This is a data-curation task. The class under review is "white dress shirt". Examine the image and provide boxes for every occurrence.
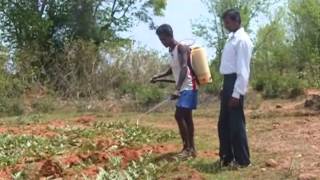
[220,27,253,99]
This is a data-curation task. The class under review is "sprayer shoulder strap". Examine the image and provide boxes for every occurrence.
[177,44,200,85]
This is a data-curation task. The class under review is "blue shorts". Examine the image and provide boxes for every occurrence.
[176,90,198,110]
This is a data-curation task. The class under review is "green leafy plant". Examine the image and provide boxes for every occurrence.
[0,135,69,167]
[97,153,160,180]
[94,121,176,147]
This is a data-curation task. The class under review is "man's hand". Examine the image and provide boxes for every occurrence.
[150,75,160,83]
[219,90,223,100]
[228,97,240,108]
[170,90,180,100]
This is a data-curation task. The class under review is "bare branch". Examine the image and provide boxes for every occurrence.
[40,0,47,15]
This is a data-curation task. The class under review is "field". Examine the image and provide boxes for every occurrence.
[0,93,319,180]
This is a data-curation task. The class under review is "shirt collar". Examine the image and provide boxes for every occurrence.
[228,27,244,39]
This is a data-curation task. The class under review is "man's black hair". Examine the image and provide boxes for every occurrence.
[222,9,241,24]
[156,24,173,37]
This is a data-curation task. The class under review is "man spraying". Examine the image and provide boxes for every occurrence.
[218,9,253,167]
[151,24,198,159]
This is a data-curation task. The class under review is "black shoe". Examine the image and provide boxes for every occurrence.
[177,149,197,160]
[232,161,252,169]
[188,148,197,158]
[214,159,232,168]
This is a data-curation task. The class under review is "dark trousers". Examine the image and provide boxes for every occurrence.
[218,74,250,165]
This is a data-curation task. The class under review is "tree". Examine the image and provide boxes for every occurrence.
[254,10,291,75]
[0,0,167,87]
[289,0,320,86]
[0,0,167,48]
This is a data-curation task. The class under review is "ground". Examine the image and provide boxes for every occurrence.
[0,93,319,180]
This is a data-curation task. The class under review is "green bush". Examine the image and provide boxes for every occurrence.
[252,73,304,98]
[119,83,165,106]
[0,97,24,116]
[135,85,164,106]
[31,97,55,113]
[204,61,223,95]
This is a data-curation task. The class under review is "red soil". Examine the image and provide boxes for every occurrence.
[74,115,96,124]
[38,160,63,178]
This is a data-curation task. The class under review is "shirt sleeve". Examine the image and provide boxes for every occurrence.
[232,39,252,99]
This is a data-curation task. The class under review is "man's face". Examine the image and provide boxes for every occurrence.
[158,34,172,48]
[223,17,238,32]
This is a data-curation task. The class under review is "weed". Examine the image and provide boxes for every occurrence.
[12,171,27,180]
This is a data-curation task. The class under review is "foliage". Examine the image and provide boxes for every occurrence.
[97,153,160,180]
[0,134,69,167]
[0,98,25,116]
[0,0,167,47]
[252,73,304,98]
[204,61,223,95]
[252,10,305,98]
[254,10,291,74]
[119,83,165,107]
[252,1,319,98]
[95,121,176,146]
[31,97,56,113]
[289,0,320,87]
[0,0,167,92]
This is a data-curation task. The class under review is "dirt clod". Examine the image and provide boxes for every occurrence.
[75,115,96,124]
[0,169,12,180]
[265,159,278,168]
[304,90,320,110]
[82,165,99,177]
[61,155,82,168]
[39,160,63,178]
[298,173,317,180]
[96,139,117,150]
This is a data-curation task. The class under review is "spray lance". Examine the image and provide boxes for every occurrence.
[135,78,178,126]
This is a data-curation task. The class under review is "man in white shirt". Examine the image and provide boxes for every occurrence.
[218,9,253,167]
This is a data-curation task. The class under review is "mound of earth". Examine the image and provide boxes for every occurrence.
[39,160,63,178]
[304,89,320,111]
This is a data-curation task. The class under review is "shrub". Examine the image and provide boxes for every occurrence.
[119,83,165,107]
[204,61,223,95]
[0,97,24,116]
[252,73,304,98]
[31,97,55,113]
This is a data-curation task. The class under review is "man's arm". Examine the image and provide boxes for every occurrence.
[157,67,173,78]
[151,67,172,83]
[176,45,189,91]
[232,39,252,99]
[155,67,172,79]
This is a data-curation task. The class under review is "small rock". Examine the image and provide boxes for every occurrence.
[298,173,317,180]
[265,159,278,168]
[261,168,267,172]
[276,104,282,109]
[296,154,302,158]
